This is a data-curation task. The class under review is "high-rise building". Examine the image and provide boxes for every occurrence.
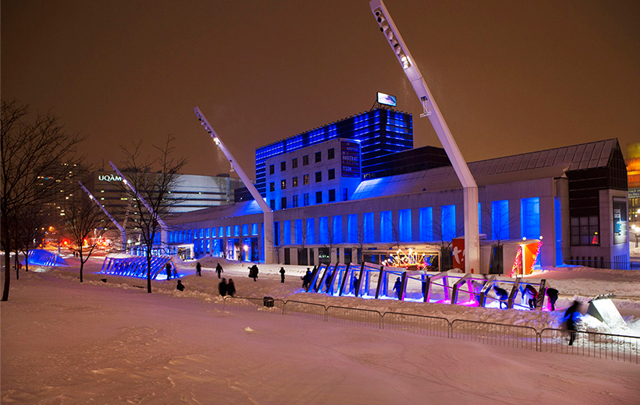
[255,108,413,195]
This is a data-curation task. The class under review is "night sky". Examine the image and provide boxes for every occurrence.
[3,0,639,179]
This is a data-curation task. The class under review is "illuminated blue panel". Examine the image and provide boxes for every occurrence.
[333,216,342,243]
[419,207,433,241]
[206,239,210,252]
[219,227,224,237]
[399,209,411,242]
[274,221,280,246]
[226,226,231,237]
[295,219,303,244]
[347,214,358,243]
[380,211,392,243]
[363,212,374,243]
[284,220,291,245]
[204,228,209,238]
[521,197,541,239]
[252,223,258,236]
[199,228,204,238]
[233,225,240,237]
[306,218,315,244]
[213,239,221,256]
[491,200,509,241]
[441,205,456,241]
[319,217,329,244]
[555,198,563,266]
[242,224,249,236]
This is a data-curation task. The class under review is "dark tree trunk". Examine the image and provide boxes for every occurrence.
[79,248,84,283]
[14,248,20,280]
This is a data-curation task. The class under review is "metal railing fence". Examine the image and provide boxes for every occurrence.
[216,296,639,364]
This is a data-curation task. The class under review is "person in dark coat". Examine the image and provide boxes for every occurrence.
[249,264,259,282]
[166,263,172,280]
[176,280,185,291]
[196,262,202,277]
[352,275,359,295]
[393,277,402,298]
[494,285,508,309]
[279,267,286,283]
[219,278,228,297]
[564,300,580,346]
[216,263,223,278]
[301,269,311,289]
[546,288,559,311]
[524,284,538,309]
[227,278,236,297]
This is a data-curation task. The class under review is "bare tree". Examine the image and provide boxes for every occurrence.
[60,179,109,282]
[116,136,187,293]
[8,205,47,277]
[1,100,84,301]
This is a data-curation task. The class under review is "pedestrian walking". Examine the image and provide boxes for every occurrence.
[166,262,172,280]
[219,278,228,297]
[249,264,259,282]
[216,263,223,279]
[564,300,581,346]
[227,278,236,297]
[393,277,402,299]
[301,269,311,289]
[547,288,559,311]
[196,262,202,277]
[279,267,286,283]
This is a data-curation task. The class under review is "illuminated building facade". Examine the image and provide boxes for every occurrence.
[255,108,413,196]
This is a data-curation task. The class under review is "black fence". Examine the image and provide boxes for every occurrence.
[221,296,639,365]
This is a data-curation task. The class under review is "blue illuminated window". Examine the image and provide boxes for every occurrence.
[399,209,411,242]
[252,223,258,236]
[419,207,433,241]
[205,228,210,238]
[347,214,357,243]
[333,216,342,243]
[319,217,328,244]
[306,218,315,244]
[233,225,240,237]
[491,200,509,241]
[242,224,249,236]
[218,227,224,237]
[363,212,374,243]
[295,219,303,244]
[380,211,392,242]
[555,198,563,265]
[441,205,456,241]
[226,226,231,237]
[284,220,291,245]
[521,197,540,239]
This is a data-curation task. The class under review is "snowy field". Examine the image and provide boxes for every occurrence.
[2,252,640,404]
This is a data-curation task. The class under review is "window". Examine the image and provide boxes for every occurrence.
[316,191,323,204]
[319,217,328,243]
[281,179,286,190]
[363,213,374,243]
[441,205,456,241]
[226,226,232,237]
[251,223,258,236]
[399,209,411,242]
[306,218,315,244]
[491,200,510,241]
[233,225,240,237]
[419,207,433,241]
[328,168,335,180]
[315,171,322,182]
[242,224,249,236]
[329,189,336,202]
[343,188,349,201]
[294,219,303,244]
[333,215,342,243]
[347,214,358,243]
[293,177,298,187]
[328,148,335,159]
[284,220,291,245]
[570,216,599,246]
[270,199,276,210]
[315,151,322,163]
[380,211,392,243]
[303,193,309,206]
[292,195,299,208]
[303,155,309,166]
[281,161,286,171]
[269,182,275,192]
[281,197,287,209]
[292,158,298,169]
[303,174,309,185]
[269,164,275,174]
[521,197,540,240]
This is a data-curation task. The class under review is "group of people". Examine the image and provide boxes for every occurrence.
[218,278,236,297]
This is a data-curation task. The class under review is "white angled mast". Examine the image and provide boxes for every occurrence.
[78,181,127,252]
[369,0,480,274]
[194,107,274,264]
[109,162,168,253]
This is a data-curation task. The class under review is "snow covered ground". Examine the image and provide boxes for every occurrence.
[2,252,640,404]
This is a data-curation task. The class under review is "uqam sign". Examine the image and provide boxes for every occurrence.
[98,174,122,182]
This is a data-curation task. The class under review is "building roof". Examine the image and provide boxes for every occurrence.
[351,139,620,200]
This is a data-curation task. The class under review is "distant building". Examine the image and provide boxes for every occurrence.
[626,143,640,235]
